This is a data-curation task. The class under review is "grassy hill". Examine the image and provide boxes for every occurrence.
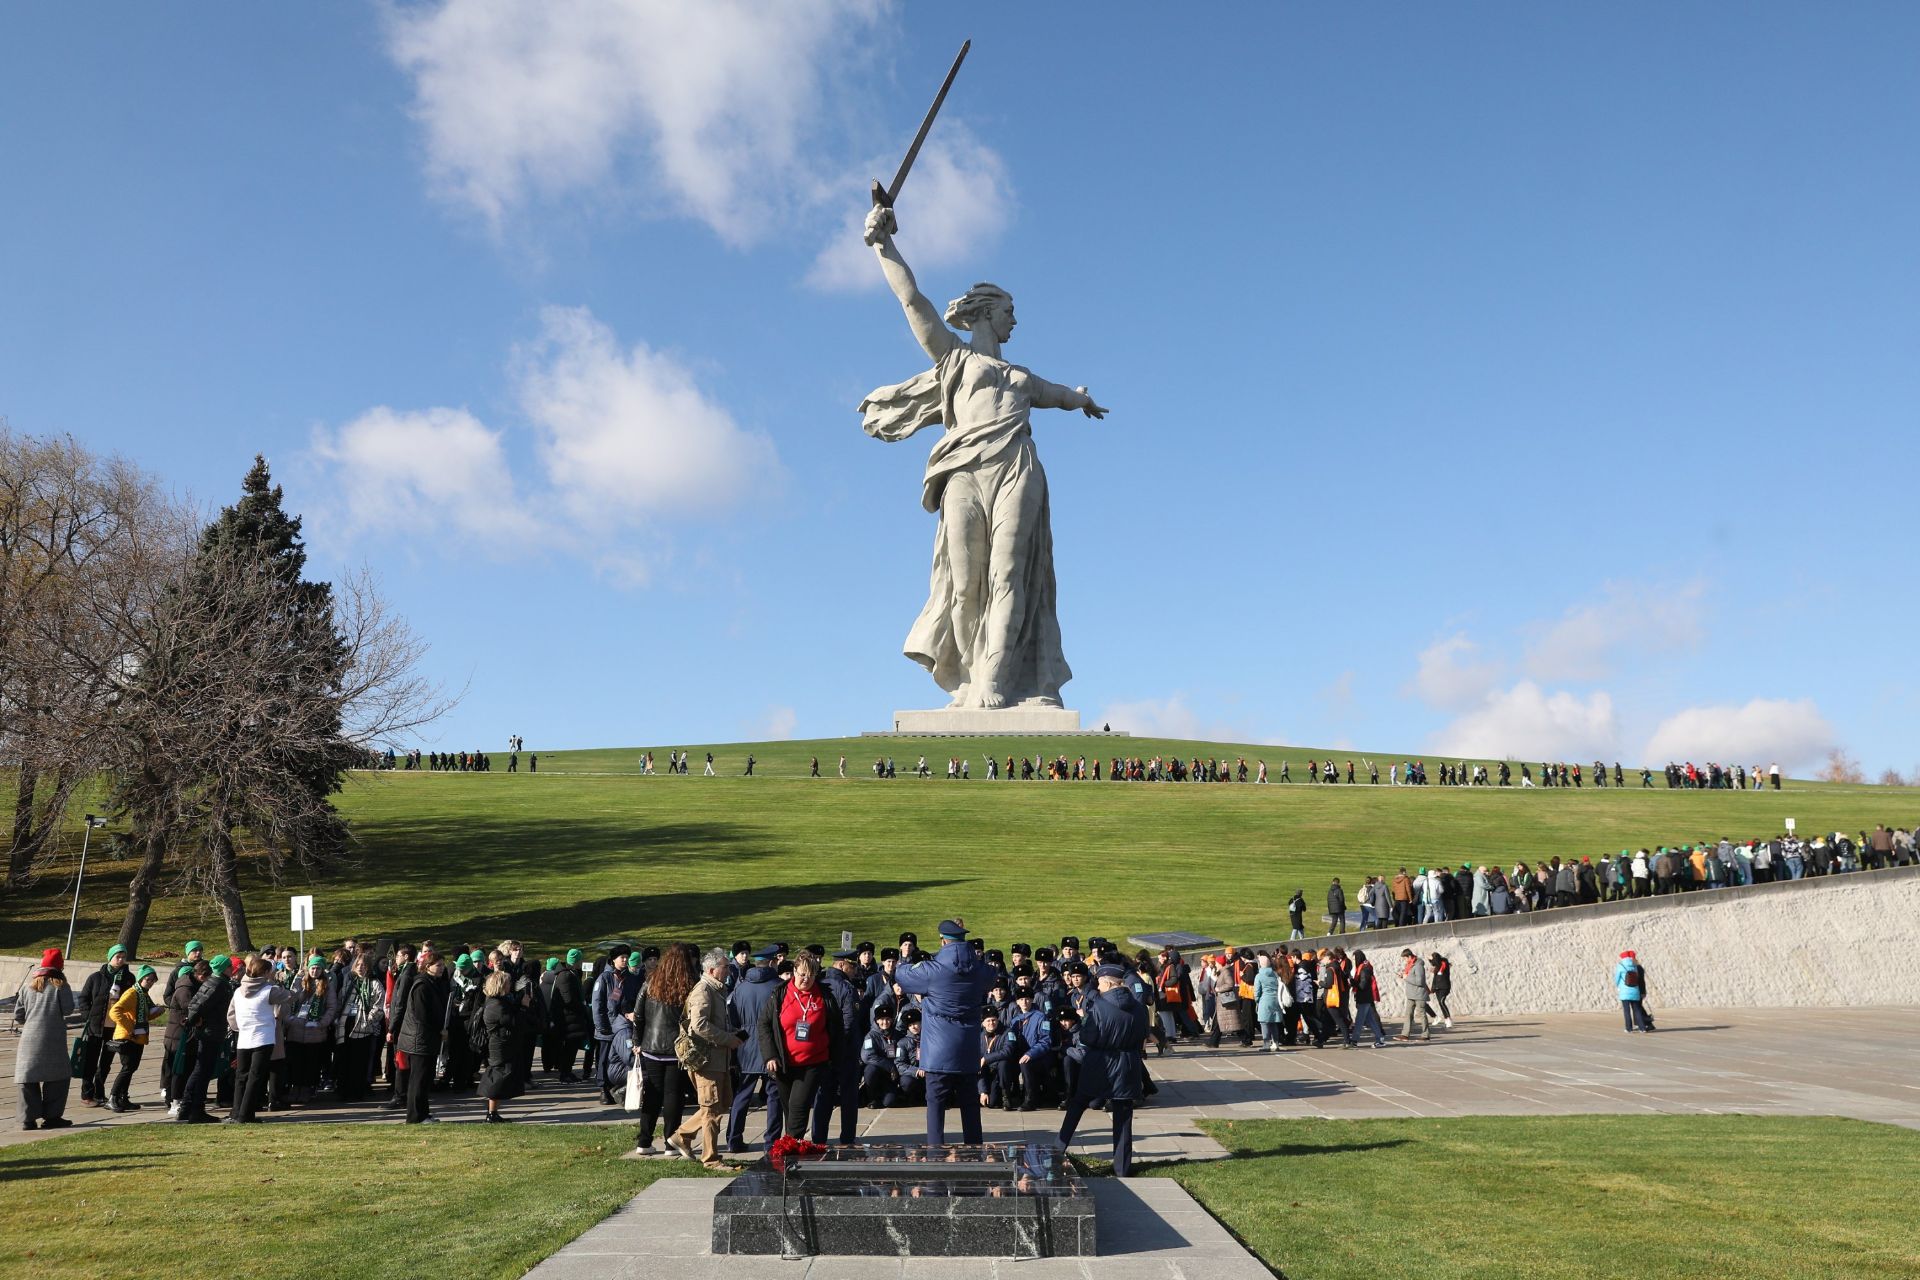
[5,734,1913,960]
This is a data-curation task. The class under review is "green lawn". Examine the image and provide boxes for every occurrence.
[0,1124,721,1280]
[5,734,1914,960]
[1163,1115,1920,1280]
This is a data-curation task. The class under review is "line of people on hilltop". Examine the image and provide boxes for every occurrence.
[1660,761,1781,790]
[1282,822,1920,938]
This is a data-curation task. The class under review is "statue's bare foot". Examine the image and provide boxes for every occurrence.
[977,684,1008,709]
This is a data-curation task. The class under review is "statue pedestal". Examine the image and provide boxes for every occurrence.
[876,706,1085,735]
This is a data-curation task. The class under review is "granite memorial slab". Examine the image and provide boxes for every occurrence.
[711,1141,1094,1258]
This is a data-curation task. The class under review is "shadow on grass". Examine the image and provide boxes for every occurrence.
[1203,1135,1414,1159]
[423,878,969,950]
[0,1150,183,1182]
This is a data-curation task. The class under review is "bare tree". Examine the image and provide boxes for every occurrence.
[1877,768,1906,788]
[1815,749,1864,785]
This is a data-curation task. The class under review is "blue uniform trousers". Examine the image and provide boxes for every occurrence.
[809,1056,862,1144]
[727,1072,781,1150]
[924,1070,984,1145]
[1060,1098,1136,1176]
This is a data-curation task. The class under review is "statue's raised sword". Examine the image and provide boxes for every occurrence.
[870,39,970,215]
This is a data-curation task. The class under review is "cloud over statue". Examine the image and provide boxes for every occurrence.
[856,45,1107,736]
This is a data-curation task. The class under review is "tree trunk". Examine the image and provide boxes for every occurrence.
[7,760,38,886]
[208,814,252,952]
[117,828,168,954]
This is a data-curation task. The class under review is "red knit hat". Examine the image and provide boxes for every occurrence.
[41,947,63,969]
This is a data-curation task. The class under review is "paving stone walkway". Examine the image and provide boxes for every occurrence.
[5,1007,1915,1150]
[521,1176,1273,1280]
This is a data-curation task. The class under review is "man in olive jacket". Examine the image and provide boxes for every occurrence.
[668,948,746,1169]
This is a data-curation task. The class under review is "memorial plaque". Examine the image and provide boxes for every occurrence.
[711,1141,1094,1258]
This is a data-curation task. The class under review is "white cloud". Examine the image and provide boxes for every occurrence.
[311,405,544,547]
[313,307,777,582]
[1408,633,1503,711]
[1092,694,1283,745]
[1642,698,1835,771]
[1428,681,1619,761]
[805,129,1014,291]
[757,704,798,740]
[1525,581,1705,682]
[384,0,886,241]
[517,306,779,521]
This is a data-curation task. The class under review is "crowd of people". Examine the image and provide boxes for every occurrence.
[1286,824,1919,938]
[12,924,1497,1172]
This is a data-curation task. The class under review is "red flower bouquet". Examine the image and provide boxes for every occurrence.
[768,1136,827,1173]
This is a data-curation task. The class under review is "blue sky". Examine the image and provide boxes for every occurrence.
[5,3,1916,772]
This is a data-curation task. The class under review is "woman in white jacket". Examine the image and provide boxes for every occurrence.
[227,955,294,1123]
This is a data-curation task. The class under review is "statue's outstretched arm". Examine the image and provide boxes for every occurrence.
[1028,375,1109,420]
[865,206,956,362]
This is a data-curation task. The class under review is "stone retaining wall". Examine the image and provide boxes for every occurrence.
[1252,865,1920,1017]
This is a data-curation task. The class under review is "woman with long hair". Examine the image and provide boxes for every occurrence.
[228,954,293,1123]
[480,969,519,1122]
[337,952,385,1104]
[632,942,697,1154]
[284,956,339,1106]
[14,947,76,1130]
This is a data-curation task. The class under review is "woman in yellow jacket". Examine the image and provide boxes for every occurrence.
[105,964,165,1113]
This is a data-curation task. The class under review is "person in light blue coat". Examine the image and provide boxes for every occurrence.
[1252,953,1284,1051]
[1613,950,1651,1033]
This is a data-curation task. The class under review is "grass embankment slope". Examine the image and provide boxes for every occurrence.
[1165,1115,1920,1280]
[5,734,1914,959]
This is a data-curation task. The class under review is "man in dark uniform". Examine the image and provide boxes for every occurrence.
[893,917,990,1145]
[861,1005,903,1106]
[897,931,919,966]
[1009,985,1053,1109]
[726,947,783,1152]
[726,941,753,993]
[810,948,869,1145]
[1058,936,1082,970]
[1058,964,1151,1176]
[892,1008,925,1105]
[866,947,902,1014]
[977,1006,1023,1109]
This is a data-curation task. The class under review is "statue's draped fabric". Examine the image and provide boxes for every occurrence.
[861,345,1071,706]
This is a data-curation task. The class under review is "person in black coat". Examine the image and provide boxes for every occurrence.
[754,953,844,1140]
[546,951,593,1082]
[394,950,450,1123]
[1057,966,1150,1176]
[479,972,519,1121]
[76,946,135,1104]
[977,1007,1023,1109]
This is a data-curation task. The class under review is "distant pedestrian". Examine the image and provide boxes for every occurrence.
[1395,949,1432,1041]
[1614,950,1652,1032]
[1326,879,1347,934]
[1428,952,1454,1029]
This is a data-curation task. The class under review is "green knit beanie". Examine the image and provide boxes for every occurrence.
[566,948,582,965]
[136,964,156,981]
[544,957,560,971]
[107,943,127,960]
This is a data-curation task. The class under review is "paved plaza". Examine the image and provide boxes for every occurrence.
[7,1007,1917,1152]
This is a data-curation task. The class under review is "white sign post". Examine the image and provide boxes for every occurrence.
[1784,818,1796,834]
[841,930,853,952]
[291,895,314,961]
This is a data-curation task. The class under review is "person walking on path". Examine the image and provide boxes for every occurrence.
[1349,951,1387,1048]
[175,956,234,1123]
[1326,879,1347,934]
[1614,950,1652,1032]
[1057,964,1150,1177]
[14,948,77,1131]
[893,918,992,1146]
[1287,890,1307,940]
[1252,953,1284,1051]
[1428,953,1454,1029]
[1395,949,1433,1042]
[756,951,844,1139]
[667,949,746,1169]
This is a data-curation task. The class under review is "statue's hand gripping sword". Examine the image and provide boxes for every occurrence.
[869,39,970,230]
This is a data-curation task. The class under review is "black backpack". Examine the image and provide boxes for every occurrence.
[1623,967,1642,990]
[463,989,489,1056]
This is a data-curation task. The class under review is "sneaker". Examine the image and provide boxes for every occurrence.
[666,1135,695,1161]
[420,1115,442,1123]
[635,1140,660,1156]
[167,1103,181,1118]
[1444,1018,1453,1029]
[42,1117,73,1129]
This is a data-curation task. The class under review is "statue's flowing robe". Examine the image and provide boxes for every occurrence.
[860,345,1071,705]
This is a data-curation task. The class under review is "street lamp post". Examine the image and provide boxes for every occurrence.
[64,814,110,960]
